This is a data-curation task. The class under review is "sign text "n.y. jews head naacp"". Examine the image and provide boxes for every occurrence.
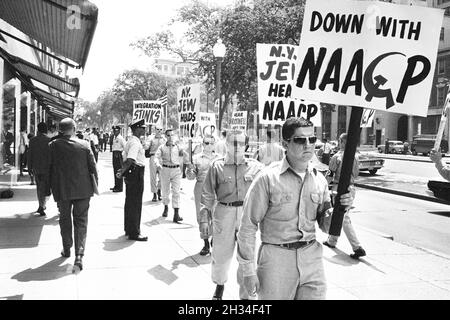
[132,100,162,125]
[291,0,444,117]
[257,43,321,126]
[177,83,201,138]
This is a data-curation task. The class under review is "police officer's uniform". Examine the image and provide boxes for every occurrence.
[111,126,125,192]
[122,119,147,240]
[200,155,264,299]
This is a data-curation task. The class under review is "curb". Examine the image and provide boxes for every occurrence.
[370,154,450,164]
[354,183,450,205]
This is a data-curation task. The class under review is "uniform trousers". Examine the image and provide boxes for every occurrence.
[58,198,90,256]
[34,173,50,209]
[212,204,248,299]
[124,166,145,237]
[194,181,212,239]
[149,155,161,193]
[160,166,181,208]
[326,211,361,251]
[256,241,326,300]
[112,151,123,191]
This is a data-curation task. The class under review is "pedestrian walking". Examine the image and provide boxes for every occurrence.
[155,128,186,223]
[90,128,99,162]
[323,133,366,259]
[27,132,35,185]
[319,138,331,165]
[48,118,98,271]
[236,117,355,300]
[186,135,216,256]
[255,128,284,165]
[19,128,29,177]
[28,122,51,216]
[116,119,148,241]
[110,126,125,193]
[214,130,227,157]
[199,130,265,300]
[145,125,166,201]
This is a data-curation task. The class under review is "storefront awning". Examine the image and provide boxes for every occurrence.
[0,0,98,69]
[33,87,74,112]
[0,47,80,96]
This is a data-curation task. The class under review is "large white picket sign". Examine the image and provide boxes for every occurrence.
[291,0,443,117]
[132,100,162,125]
[177,83,201,138]
[257,43,321,126]
[197,112,217,137]
[230,111,247,131]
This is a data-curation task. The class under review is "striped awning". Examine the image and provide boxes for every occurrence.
[33,87,74,113]
[0,47,80,96]
[0,0,98,69]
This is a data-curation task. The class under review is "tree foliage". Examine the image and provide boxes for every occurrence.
[131,0,306,129]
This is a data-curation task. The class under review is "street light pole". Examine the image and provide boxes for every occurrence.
[213,38,226,131]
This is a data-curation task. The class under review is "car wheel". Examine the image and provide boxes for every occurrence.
[412,150,417,155]
[369,169,378,175]
[378,148,382,153]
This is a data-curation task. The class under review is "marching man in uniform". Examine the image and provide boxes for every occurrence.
[155,128,187,223]
[199,130,265,300]
[186,135,216,256]
[145,125,166,201]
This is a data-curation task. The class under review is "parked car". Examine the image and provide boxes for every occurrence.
[377,140,404,154]
[410,137,448,156]
[357,151,385,175]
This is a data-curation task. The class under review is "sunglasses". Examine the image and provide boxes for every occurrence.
[287,136,317,145]
[204,142,213,145]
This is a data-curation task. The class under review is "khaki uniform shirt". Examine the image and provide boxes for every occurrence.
[111,134,125,152]
[155,143,185,166]
[237,157,332,277]
[200,156,265,222]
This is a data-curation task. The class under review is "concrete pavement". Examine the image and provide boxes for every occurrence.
[1,152,450,300]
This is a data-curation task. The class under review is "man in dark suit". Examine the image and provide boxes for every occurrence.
[28,122,51,216]
[48,118,98,271]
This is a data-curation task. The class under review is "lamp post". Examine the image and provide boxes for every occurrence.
[213,38,226,130]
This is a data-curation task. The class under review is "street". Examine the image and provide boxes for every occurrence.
[352,188,450,257]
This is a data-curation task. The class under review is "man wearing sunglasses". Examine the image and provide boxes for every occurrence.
[200,130,265,300]
[145,125,166,202]
[237,117,355,300]
[186,135,217,256]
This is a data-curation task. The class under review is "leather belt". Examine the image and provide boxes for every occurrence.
[219,201,244,207]
[163,164,180,168]
[263,239,315,250]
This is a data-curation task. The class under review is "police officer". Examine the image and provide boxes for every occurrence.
[146,125,166,201]
[116,119,148,241]
[155,128,186,223]
[110,126,125,192]
[236,117,355,300]
[186,135,216,256]
[199,130,265,300]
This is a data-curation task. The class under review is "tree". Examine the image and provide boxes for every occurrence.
[111,69,184,129]
[131,0,306,130]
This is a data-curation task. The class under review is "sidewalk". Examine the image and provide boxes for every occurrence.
[1,152,449,300]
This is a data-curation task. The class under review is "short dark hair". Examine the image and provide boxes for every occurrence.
[37,122,48,134]
[165,128,173,135]
[282,117,313,140]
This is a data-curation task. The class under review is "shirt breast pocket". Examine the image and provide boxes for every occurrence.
[307,192,322,221]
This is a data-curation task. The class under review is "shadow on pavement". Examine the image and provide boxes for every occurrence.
[0,187,41,202]
[144,217,174,227]
[0,294,24,300]
[0,215,59,249]
[172,253,211,270]
[143,200,162,207]
[148,265,178,285]
[11,257,73,282]
[428,211,450,217]
[102,235,134,251]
